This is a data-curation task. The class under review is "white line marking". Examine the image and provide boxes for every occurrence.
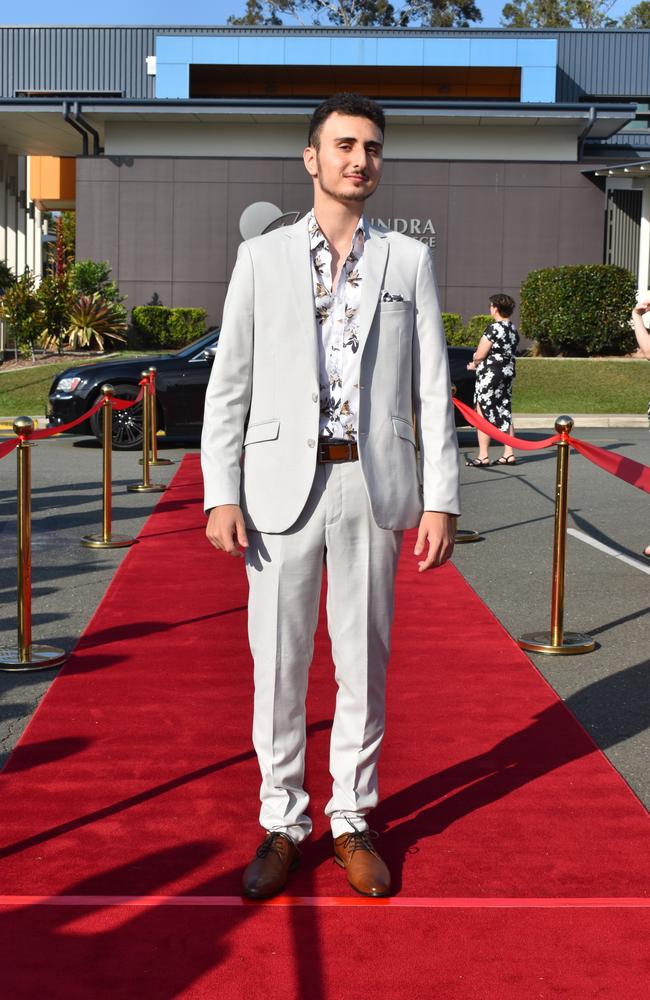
[568,529,650,576]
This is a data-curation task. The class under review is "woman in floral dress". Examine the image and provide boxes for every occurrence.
[466,293,520,468]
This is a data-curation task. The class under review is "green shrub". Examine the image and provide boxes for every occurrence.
[0,269,41,358]
[167,308,208,348]
[442,312,465,345]
[130,305,207,349]
[464,314,492,346]
[67,294,128,351]
[520,265,637,356]
[0,260,15,293]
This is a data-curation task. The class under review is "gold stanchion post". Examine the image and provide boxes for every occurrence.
[128,372,166,494]
[0,417,67,671]
[519,415,595,655]
[82,385,136,548]
[147,367,173,467]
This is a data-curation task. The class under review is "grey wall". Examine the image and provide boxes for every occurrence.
[3,25,650,104]
[75,156,605,326]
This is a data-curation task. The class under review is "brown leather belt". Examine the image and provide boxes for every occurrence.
[317,439,359,463]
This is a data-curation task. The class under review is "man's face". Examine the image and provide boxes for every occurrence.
[303,112,384,206]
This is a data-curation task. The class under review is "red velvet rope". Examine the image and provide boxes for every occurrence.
[453,398,561,450]
[29,399,104,440]
[0,380,147,459]
[0,438,19,460]
[109,382,146,410]
[454,397,650,495]
[567,435,650,495]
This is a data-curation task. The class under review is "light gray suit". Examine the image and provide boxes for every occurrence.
[202,215,460,842]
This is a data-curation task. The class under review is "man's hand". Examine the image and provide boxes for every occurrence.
[413,511,456,572]
[206,504,249,557]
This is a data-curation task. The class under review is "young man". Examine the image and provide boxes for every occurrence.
[202,93,460,898]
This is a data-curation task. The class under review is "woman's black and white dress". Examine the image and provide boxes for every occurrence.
[474,320,520,432]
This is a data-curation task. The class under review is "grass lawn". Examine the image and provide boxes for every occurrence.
[0,353,161,417]
[513,358,650,414]
[1,354,650,417]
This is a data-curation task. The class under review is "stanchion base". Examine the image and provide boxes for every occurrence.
[81,533,135,549]
[454,529,483,544]
[140,458,174,466]
[518,631,596,655]
[127,483,166,493]
[0,644,67,672]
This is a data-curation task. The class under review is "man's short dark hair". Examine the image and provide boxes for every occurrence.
[489,293,516,318]
[308,93,385,149]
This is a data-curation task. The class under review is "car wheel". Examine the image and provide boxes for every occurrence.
[89,383,144,450]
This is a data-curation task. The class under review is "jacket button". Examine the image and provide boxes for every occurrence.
[308,438,316,448]
[312,392,319,402]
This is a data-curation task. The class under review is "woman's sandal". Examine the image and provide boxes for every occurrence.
[493,455,517,466]
[465,457,491,468]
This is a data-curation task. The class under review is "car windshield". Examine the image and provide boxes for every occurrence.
[174,328,220,358]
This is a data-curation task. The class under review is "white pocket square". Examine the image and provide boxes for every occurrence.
[381,291,404,302]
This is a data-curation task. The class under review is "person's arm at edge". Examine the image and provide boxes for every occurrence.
[411,244,461,571]
[201,243,254,556]
[467,332,493,371]
[632,300,650,360]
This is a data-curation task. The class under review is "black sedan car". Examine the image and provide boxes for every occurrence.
[47,330,476,449]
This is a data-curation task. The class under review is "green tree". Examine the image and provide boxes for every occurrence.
[501,0,617,27]
[620,0,650,26]
[0,260,15,294]
[38,270,75,354]
[38,214,75,353]
[229,0,482,27]
[0,269,41,361]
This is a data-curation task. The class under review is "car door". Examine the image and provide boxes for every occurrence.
[172,342,216,434]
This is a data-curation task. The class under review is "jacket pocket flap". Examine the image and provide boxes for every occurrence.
[244,418,280,446]
[380,300,412,312]
[392,416,416,445]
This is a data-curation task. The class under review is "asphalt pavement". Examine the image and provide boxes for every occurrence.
[0,423,648,810]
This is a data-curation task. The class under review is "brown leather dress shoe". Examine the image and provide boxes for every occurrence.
[333,829,391,897]
[242,832,300,899]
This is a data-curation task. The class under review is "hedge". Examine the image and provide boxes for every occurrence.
[130,306,207,349]
[442,313,465,345]
[442,312,492,347]
[464,314,492,346]
[520,264,637,356]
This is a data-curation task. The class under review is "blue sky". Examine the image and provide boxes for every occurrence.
[2,0,637,30]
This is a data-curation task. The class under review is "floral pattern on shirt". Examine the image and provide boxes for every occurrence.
[308,210,365,441]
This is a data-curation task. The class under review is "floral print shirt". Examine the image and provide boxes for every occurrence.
[308,210,366,441]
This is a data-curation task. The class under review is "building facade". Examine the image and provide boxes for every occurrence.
[1,26,650,327]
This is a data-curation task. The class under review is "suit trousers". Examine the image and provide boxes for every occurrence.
[245,459,403,843]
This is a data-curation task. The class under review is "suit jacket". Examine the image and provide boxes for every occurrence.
[201,216,461,533]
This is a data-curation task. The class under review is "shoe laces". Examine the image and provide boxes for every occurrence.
[339,828,379,858]
[256,832,293,860]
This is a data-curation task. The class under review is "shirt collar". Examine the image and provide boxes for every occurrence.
[307,209,366,254]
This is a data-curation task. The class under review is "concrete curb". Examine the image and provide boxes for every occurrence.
[512,413,649,429]
[1,415,649,433]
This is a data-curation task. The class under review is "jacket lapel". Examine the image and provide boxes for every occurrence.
[357,225,389,359]
[284,216,318,378]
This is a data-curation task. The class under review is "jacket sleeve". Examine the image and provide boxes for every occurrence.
[201,243,254,512]
[412,245,462,516]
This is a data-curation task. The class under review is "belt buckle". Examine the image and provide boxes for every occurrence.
[318,439,354,463]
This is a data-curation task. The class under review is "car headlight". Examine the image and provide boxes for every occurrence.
[56,376,85,393]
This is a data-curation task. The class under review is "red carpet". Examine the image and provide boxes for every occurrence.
[1,455,648,998]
